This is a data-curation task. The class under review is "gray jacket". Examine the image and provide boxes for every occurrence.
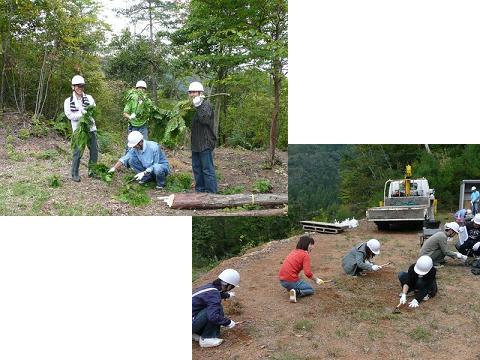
[419,231,456,259]
[342,242,374,275]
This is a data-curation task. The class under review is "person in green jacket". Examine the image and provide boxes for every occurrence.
[419,222,467,266]
[123,80,150,148]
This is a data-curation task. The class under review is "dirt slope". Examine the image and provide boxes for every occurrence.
[0,112,287,215]
[192,220,480,359]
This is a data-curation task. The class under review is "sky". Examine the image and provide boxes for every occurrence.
[98,0,133,36]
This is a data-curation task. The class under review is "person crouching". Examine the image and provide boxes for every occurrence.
[398,255,437,309]
[342,239,382,276]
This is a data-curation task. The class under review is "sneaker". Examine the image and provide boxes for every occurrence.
[72,175,81,182]
[155,185,164,190]
[423,294,430,301]
[199,337,223,348]
[88,171,99,179]
[192,333,201,342]
[289,289,297,303]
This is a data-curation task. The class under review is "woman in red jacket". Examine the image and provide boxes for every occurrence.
[278,235,323,303]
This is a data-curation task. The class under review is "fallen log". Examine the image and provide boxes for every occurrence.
[163,193,288,210]
[210,206,288,217]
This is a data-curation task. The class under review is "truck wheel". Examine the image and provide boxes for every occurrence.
[376,222,389,231]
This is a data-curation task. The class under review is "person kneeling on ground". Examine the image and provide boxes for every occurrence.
[108,131,170,189]
[278,235,324,303]
[342,239,382,276]
[398,255,437,309]
[192,269,240,348]
[419,222,467,267]
[456,214,480,257]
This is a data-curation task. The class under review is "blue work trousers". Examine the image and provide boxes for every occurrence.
[128,157,169,187]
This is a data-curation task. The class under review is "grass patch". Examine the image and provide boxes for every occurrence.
[335,328,348,338]
[165,172,192,192]
[89,163,114,183]
[35,149,59,160]
[47,175,61,188]
[6,134,15,144]
[367,329,385,340]
[6,144,25,161]
[17,128,30,140]
[219,185,245,195]
[114,177,150,206]
[11,181,50,214]
[293,319,313,332]
[225,300,244,316]
[409,326,431,342]
[253,179,272,193]
[271,352,305,360]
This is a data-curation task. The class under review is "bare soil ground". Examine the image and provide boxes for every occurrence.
[0,112,287,215]
[192,219,480,359]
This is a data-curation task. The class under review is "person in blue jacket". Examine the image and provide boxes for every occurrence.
[192,269,240,348]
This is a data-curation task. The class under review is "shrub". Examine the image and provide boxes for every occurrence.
[165,172,192,192]
[18,128,30,140]
[219,185,245,195]
[47,175,61,188]
[253,179,273,193]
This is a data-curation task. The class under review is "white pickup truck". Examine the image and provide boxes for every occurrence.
[366,178,436,230]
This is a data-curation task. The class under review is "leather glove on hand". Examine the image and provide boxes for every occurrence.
[371,265,382,271]
[315,277,324,285]
[227,291,235,299]
[408,299,419,308]
[129,113,136,120]
[192,96,203,107]
[400,293,407,305]
[226,320,236,329]
[134,171,146,181]
[473,242,480,252]
[108,167,115,173]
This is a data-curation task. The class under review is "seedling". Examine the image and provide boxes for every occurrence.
[253,179,272,193]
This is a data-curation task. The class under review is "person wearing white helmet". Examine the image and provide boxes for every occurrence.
[471,186,480,215]
[457,213,480,257]
[108,131,170,189]
[192,269,240,348]
[188,81,218,193]
[419,222,467,267]
[64,75,98,182]
[398,255,437,309]
[123,80,150,147]
[342,239,383,276]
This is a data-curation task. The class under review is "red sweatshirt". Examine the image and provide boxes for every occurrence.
[278,249,313,282]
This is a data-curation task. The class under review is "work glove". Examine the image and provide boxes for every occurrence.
[371,265,382,271]
[400,293,407,305]
[314,277,324,285]
[108,167,115,173]
[473,242,480,252]
[192,96,203,107]
[129,113,136,120]
[455,252,464,259]
[226,320,236,329]
[227,291,235,299]
[365,260,372,265]
[461,254,468,262]
[81,108,87,115]
[408,299,419,308]
[134,171,146,181]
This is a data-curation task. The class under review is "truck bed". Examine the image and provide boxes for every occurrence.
[366,206,428,222]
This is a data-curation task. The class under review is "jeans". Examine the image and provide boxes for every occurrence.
[280,279,314,297]
[398,271,437,299]
[128,156,169,187]
[125,124,148,153]
[192,149,218,193]
[192,308,220,339]
[71,131,98,177]
[473,202,479,216]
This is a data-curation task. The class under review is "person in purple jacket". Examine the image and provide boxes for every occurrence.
[192,269,240,348]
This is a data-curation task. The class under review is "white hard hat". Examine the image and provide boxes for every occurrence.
[71,75,85,85]
[414,255,433,275]
[366,239,381,255]
[218,269,240,287]
[127,131,143,148]
[472,186,477,191]
[188,81,204,92]
[474,214,480,225]
[135,80,147,89]
[445,222,460,233]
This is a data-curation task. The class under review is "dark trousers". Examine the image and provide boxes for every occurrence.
[192,149,218,193]
[72,131,98,177]
[192,308,220,339]
[456,238,480,257]
[398,271,437,299]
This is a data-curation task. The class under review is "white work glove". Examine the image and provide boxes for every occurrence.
[227,291,235,299]
[192,96,203,107]
[461,254,468,262]
[456,252,463,259]
[315,277,324,285]
[473,242,480,252]
[365,260,372,265]
[408,299,419,308]
[129,113,136,120]
[226,320,235,329]
[108,167,115,173]
[400,293,407,305]
[81,108,87,115]
[371,265,382,271]
[134,171,146,181]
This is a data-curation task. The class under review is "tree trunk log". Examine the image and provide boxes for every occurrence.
[209,207,288,217]
[164,193,288,209]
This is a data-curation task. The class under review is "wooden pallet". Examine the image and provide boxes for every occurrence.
[300,221,347,234]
